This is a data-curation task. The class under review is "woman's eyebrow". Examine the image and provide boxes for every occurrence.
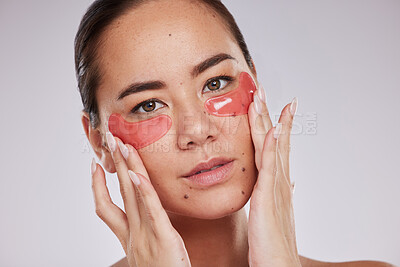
[117,53,237,101]
[117,81,165,100]
[191,53,237,78]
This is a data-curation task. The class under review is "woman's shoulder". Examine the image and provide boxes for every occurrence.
[111,255,394,267]
[300,255,395,267]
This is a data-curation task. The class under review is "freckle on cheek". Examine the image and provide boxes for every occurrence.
[242,152,245,155]
[241,191,245,195]
[184,194,189,199]
[242,167,245,172]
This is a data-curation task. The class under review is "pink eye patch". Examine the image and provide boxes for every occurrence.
[204,71,256,116]
[108,72,256,149]
[108,113,172,150]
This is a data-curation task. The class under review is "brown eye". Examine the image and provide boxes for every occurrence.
[207,79,221,91]
[203,77,231,93]
[131,98,166,115]
[142,101,156,112]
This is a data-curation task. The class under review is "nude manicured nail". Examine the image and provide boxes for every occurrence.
[290,97,298,116]
[273,123,282,139]
[118,140,129,160]
[91,157,97,176]
[258,84,266,103]
[254,94,262,115]
[106,131,116,153]
[128,170,141,186]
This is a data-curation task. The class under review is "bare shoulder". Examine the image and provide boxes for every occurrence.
[110,257,130,267]
[112,255,395,267]
[300,255,395,267]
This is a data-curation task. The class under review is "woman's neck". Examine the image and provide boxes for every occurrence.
[167,208,249,267]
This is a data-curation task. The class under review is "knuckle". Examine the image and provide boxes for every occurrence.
[113,156,124,166]
[267,141,277,153]
[91,182,96,191]
[287,120,293,131]
[119,184,131,200]
[146,209,156,223]
[272,165,278,176]
[95,205,107,220]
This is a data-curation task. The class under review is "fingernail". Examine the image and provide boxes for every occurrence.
[274,123,282,139]
[290,97,298,116]
[257,84,266,103]
[254,94,262,115]
[128,170,141,186]
[106,131,116,153]
[91,157,97,176]
[118,140,129,160]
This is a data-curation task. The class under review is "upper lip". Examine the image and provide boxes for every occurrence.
[182,157,234,177]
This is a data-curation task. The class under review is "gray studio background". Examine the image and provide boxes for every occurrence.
[0,0,399,266]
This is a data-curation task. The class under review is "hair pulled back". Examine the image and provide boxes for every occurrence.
[74,0,254,128]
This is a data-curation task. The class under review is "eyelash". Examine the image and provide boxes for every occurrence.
[130,75,234,114]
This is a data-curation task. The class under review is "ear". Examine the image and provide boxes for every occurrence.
[81,111,116,173]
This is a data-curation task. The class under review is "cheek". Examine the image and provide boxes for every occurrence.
[204,72,256,117]
[108,113,172,149]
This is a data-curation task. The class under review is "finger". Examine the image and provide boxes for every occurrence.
[120,143,152,226]
[248,102,266,170]
[124,144,150,179]
[91,159,129,247]
[106,132,140,229]
[248,86,273,170]
[257,124,280,195]
[257,83,273,131]
[276,97,298,182]
[128,171,173,239]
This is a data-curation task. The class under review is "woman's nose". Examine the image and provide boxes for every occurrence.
[175,102,219,150]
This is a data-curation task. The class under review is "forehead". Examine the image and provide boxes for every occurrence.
[96,0,240,83]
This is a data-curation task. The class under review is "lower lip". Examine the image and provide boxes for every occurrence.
[184,161,234,186]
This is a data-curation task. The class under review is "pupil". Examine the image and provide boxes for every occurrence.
[143,101,155,112]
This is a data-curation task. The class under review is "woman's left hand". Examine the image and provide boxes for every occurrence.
[247,86,301,266]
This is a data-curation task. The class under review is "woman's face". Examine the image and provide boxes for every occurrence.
[94,0,258,219]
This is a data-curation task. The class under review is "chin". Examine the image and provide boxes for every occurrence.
[164,183,255,220]
[156,158,258,220]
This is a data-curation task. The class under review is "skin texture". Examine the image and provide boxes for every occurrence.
[81,0,394,266]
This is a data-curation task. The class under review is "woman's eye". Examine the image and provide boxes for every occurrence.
[131,99,165,114]
[203,77,232,93]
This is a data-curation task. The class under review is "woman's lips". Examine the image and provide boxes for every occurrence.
[183,160,234,186]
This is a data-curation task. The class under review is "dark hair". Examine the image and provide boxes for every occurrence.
[75,0,255,129]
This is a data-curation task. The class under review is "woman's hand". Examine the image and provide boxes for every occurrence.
[247,86,301,266]
[90,133,191,267]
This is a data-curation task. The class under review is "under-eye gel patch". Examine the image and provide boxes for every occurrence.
[204,72,256,117]
[108,113,172,149]
[107,72,255,149]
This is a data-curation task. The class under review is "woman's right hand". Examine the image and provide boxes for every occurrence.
[90,132,191,267]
